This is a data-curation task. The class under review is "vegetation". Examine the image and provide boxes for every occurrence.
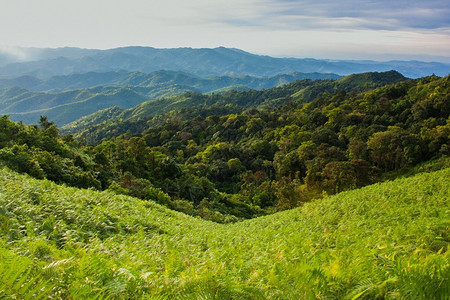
[0,166,448,298]
[0,68,448,298]
[0,73,448,222]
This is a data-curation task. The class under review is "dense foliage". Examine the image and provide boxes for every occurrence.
[0,73,448,221]
[0,166,448,298]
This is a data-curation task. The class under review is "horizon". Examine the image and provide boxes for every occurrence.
[1,45,450,65]
[1,0,449,63]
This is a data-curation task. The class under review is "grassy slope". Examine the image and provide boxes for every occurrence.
[0,167,448,299]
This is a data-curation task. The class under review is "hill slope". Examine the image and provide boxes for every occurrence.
[0,87,149,126]
[1,167,448,298]
[62,70,407,137]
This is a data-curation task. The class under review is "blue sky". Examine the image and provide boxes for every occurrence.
[0,0,449,61]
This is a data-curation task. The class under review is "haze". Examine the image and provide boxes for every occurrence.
[1,0,449,62]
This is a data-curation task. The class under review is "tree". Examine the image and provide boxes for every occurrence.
[321,161,356,194]
[38,116,54,130]
[227,158,245,174]
[367,127,421,171]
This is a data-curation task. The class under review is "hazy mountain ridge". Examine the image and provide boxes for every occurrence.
[0,86,146,123]
[0,46,448,79]
[0,71,340,126]
[0,70,340,92]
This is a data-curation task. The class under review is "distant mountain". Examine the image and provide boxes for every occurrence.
[0,70,340,93]
[0,47,448,79]
[0,71,340,126]
[0,86,148,126]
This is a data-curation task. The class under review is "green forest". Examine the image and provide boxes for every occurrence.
[0,71,449,298]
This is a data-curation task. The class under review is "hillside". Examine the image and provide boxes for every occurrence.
[0,166,448,298]
[62,70,407,137]
[1,87,149,126]
[0,46,448,79]
[292,70,407,101]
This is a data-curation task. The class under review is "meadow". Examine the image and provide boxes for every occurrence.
[1,166,448,299]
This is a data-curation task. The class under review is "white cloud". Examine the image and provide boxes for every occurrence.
[0,46,31,61]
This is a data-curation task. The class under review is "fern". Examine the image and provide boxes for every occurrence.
[0,167,448,299]
[0,248,51,299]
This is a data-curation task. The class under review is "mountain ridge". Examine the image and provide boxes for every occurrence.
[0,70,340,92]
[0,70,341,126]
[62,70,408,141]
[0,46,448,79]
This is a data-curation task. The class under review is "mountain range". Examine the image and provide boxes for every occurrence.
[1,46,448,79]
[0,70,340,93]
[0,70,405,127]
[62,70,408,141]
[0,46,447,128]
[0,70,339,126]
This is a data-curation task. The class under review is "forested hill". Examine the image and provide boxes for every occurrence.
[0,73,447,222]
[62,70,407,139]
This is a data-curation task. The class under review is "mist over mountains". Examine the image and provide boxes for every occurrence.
[0,70,340,93]
[0,46,448,79]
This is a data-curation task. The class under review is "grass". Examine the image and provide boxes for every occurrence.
[0,167,449,299]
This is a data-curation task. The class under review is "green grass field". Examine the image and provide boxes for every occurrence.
[1,167,449,299]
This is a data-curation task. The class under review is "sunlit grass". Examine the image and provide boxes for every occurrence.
[1,167,448,299]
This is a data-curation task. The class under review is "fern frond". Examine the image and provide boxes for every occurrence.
[0,249,52,299]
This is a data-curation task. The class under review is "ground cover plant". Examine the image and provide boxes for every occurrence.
[0,167,448,299]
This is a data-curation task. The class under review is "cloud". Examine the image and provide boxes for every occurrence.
[207,0,450,31]
[0,46,31,61]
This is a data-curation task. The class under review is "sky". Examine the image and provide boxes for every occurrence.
[1,0,449,62]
